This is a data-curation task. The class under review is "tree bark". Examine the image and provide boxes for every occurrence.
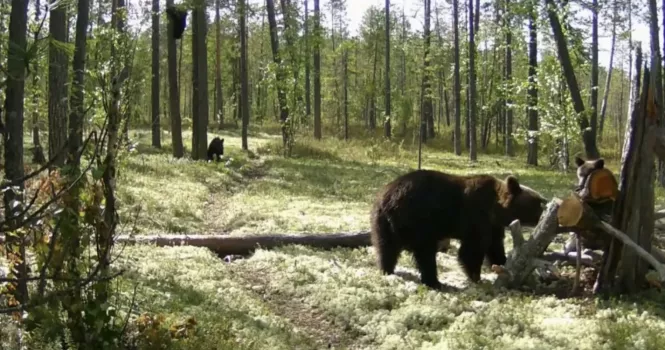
[384,0,391,139]
[468,0,477,161]
[191,0,209,160]
[526,1,538,166]
[167,0,184,158]
[545,0,600,159]
[344,48,349,141]
[48,1,68,167]
[266,0,289,149]
[151,0,161,148]
[504,0,513,157]
[304,0,311,118]
[494,200,562,289]
[116,232,371,257]
[215,0,224,128]
[238,0,249,151]
[590,0,599,142]
[313,0,322,139]
[598,30,616,141]
[4,0,30,306]
[453,0,462,155]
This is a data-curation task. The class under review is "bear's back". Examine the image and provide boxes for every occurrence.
[375,170,499,241]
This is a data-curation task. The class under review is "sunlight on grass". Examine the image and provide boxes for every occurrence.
[109,127,665,349]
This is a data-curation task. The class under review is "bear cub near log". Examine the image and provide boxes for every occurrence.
[370,169,547,289]
[574,156,605,192]
[207,137,225,162]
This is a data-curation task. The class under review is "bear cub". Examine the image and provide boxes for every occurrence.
[207,137,225,162]
[370,169,547,289]
[574,156,605,193]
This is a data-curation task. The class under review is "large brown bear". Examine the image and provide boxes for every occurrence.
[370,169,547,289]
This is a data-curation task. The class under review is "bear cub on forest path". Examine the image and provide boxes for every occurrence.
[207,137,225,162]
[370,169,547,289]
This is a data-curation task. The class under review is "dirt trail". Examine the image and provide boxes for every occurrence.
[233,263,357,350]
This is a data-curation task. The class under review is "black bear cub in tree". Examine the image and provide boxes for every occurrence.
[166,6,188,40]
[370,170,547,289]
[207,137,224,162]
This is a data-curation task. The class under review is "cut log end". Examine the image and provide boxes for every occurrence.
[586,168,619,202]
[558,195,585,227]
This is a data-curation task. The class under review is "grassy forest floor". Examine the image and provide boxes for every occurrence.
[30,126,665,349]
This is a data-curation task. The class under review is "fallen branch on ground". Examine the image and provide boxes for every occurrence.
[112,232,372,256]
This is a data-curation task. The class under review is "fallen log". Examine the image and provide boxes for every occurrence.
[558,194,665,284]
[494,199,562,289]
[114,232,372,256]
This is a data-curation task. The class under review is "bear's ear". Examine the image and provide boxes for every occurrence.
[593,158,604,169]
[574,156,585,167]
[505,176,522,195]
[221,138,224,143]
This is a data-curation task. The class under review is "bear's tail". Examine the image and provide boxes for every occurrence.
[371,210,400,275]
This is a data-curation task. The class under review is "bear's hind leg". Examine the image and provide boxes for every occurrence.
[412,245,442,289]
[376,241,401,275]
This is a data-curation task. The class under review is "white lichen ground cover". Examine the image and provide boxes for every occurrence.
[111,128,665,349]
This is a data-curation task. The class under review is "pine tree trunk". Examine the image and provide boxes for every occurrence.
[48,1,68,166]
[313,0,322,139]
[526,2,538,166]
[468,0,477,161]
[4,0,30,306]
[504,0,513,157]
[240,0,249,150]
[453,0,462,155]
[151,0,161,148]
[545,0,600,159]
[304,0,311,117]
[167,0,184,158]
[266,0,289,149]
[215,0,224,128]
[590,0,599,142]
[598,16,617,142]
[384,0,391,138]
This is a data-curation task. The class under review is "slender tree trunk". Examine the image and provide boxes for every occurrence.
[313,0,322,139]
[151,0,161,148]
[305,0,311,117]
[526,2,538,166]
[504,0,513,157]
[240,0,249,150]
[590,0,599,142]
[453,0,462,155]
[167,0,183,158]
[191,0,209,160]
[545,0,600,159]
[48,0,68,166]
[384,0,391,138]
[215,0,224,128]
[344,48,349,141]
[421,0,433,144]
[598,17,617,142]
[266,0,290,148]
[4,0,30,306]
[648,0,665,187]
[468,0,477,161]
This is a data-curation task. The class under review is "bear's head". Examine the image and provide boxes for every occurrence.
[574,156,604,191]
[497,175,548,227]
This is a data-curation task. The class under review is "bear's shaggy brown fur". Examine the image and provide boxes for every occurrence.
[370,169,547,289]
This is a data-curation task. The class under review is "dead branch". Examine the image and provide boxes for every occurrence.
[560,194,665,283]
[494,199,562,289]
